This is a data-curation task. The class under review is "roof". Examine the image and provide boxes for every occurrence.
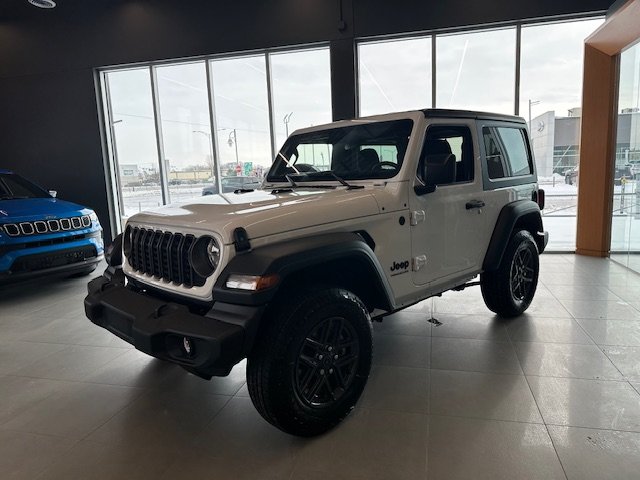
[422,108,526,124]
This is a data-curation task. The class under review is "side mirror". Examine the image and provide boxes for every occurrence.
[414,184,437,196]
[48,190,57,198]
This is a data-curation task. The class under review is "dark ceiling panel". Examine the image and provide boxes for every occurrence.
[0,0,350,78]
[352,0,616,38]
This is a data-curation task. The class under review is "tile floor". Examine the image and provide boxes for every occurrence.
[1,254,640,479]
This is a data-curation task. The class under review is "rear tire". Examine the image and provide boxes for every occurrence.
[247,288,372,437]
[481,230,539,317]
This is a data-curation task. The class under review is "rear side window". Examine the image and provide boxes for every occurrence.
[483,127,532,179]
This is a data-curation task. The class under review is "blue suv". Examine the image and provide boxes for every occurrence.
[0,170,104,283]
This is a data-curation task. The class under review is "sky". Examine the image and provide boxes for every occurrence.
[106,18,620,183]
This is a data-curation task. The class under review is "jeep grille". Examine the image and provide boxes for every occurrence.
[1,216,92,237]
[125,226,207,288]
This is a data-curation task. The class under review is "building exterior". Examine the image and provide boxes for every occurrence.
[530,109,640,177]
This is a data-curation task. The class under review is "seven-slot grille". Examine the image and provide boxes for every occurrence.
[126,226,207,288]
[1,215,91,237]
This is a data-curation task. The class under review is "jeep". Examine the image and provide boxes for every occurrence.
[0,170,104,283]
[85,109,548,436]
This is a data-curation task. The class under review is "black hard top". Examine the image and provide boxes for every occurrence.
[422,108,526,124]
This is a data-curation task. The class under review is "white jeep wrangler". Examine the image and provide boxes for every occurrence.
[86,109,548,436]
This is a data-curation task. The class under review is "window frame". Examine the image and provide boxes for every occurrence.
[416,124,476,187]
[478,121,537,190]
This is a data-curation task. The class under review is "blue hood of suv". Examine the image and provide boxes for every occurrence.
[0,198,90,222]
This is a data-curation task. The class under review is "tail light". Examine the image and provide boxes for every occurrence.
[532,189,545,210]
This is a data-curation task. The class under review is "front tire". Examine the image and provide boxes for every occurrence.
[481,230,539,317]
[247,288,372,437]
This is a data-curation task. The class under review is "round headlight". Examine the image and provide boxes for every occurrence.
[190,236,221,278]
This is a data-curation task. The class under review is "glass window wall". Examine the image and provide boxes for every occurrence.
[210,55,272,182]
[358,37,432,116]
[436,28,516,114]
[357,18,603,251]
[155,62,212,203]
[101,46,331,228]
[105,68,162,219]
[520,18,604,251]
[270,48,332,150]
[611,41,640,272]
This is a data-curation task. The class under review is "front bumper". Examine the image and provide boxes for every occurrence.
[0,243,103,284]
[84,273,264,378]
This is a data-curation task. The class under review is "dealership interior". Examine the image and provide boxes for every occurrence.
[1,0,640,478]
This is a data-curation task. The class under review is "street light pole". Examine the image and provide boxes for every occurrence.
[528,99,541,131]
[283,112,293,138]
[192,130,215,179]
[228,129,239,170]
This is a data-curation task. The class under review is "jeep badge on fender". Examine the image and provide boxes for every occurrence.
[85,108,548,437]
[390,260,410,273]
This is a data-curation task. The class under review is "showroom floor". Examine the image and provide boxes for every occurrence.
[1,254,640,479]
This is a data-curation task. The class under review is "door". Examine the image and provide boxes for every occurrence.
[409,122,496,286]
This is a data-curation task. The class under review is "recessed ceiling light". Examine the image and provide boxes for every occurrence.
[28,0,56,8]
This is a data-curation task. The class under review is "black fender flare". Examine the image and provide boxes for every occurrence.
[213,231,395,310]
[483,200,546,272]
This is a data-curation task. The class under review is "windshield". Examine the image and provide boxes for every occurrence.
[266,119,413,183]
[0,173,50,200]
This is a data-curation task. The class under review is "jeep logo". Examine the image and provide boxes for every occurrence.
[390,260,409,272]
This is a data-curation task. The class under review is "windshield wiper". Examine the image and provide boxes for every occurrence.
[285,173,298,188]
[299,170,364,190]
[323,171,364,190]
[271,170,364,193]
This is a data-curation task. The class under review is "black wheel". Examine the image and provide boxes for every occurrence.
[246,288,372,437]
[481,230,539,317]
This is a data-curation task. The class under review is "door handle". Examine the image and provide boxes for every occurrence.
[465,200,485,210]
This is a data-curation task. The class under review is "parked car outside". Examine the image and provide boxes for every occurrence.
[0,170,103,284]
[565,164,636,186]
[202,176,262,195]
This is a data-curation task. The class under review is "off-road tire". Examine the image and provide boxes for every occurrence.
[481,230,539,317]
[247,288,372,437]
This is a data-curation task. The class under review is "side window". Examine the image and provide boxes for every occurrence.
[483,128,507,179]
[483,126,532,179]
[496,127,532,176]
[418,125,474,186]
